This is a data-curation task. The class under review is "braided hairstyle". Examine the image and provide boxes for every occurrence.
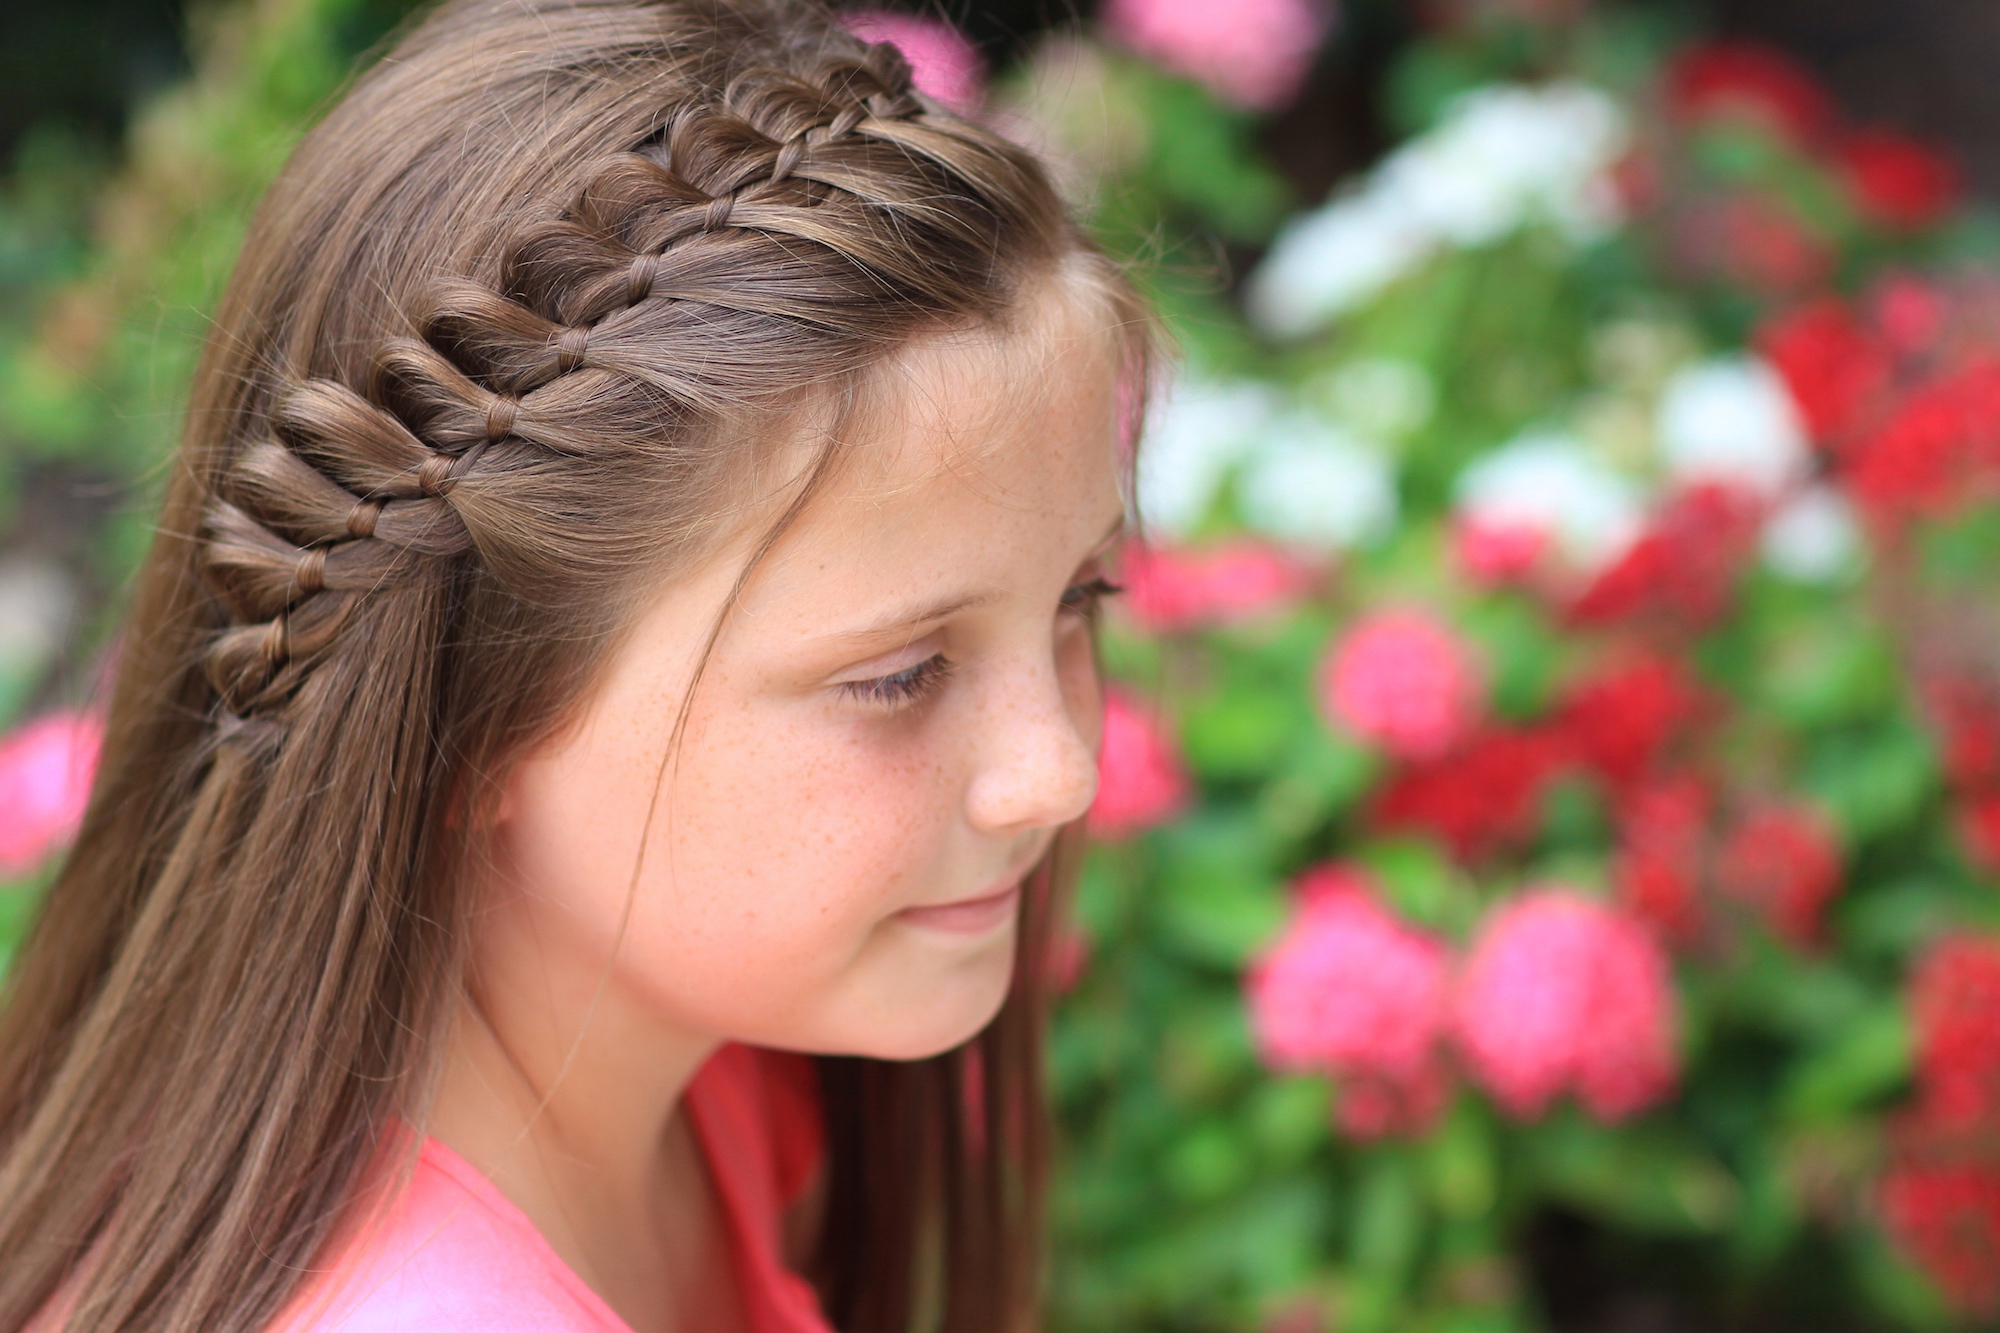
[0,3,1137,1330]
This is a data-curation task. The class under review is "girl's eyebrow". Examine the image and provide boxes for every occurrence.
[828,514,1125,643]
[833,590,1001,643]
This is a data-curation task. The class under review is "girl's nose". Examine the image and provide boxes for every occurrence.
[963,663,1099,835]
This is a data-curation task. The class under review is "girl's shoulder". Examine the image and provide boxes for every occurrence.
[273,1043,828,1333]
[271,1136,630,1333]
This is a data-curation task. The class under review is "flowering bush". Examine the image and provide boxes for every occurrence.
[1049,6,2000,1330]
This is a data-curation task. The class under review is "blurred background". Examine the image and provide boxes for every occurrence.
[9,1,2000,1330]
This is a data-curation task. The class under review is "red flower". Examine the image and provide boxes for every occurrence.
[1455,889,1681,1122]
[1613,774,1713,947]
[1847,358,2000,521]
[1558,654,1709,789]
[1756,298,1894,445]
[1956,793,2000,877]
[1880,1160,2000,1317]
[1247,866,1455,1139]
[1715,803,1843,948]
[1321,609,1485,761]
[1371,726,1572,862]
[1664,41,1835,147]
[1920,674,2000,792]
[1088,689,1191,839]
[1837,129,1962,232]
[1570,483,1763,627]
[1872,273,1949,357]
[1117,540,1314,634]
[1910,935,2000,1127]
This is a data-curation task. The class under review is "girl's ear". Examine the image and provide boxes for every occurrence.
[444,770,519,831]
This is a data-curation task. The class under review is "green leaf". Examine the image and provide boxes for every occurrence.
[1246,1075,1333,1166]
[1357,838,1475,936]
[1781,1003,1911,1126]
[1152,814,1287,967]
[1803,717,1939,844]
[1524,1112,1741,1235]
[1349,1149,1426,1285]
[1183,686,1301,782]
[1425,1099,1499,1221]
[1163,1119,1253,1202]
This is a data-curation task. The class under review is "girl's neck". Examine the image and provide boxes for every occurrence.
[428,908,730,1333]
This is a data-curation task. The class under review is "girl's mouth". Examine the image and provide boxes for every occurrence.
[896,880,1023,934]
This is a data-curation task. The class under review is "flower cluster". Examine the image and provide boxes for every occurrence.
[1651,40,1962,303]
[1455,890,1680,1122]
[1248,867,1453,1137]
[1252,874,1680,1134]
[1882,936,2000,1315]
[1248,82,1629,337]
[1321,609,1483,761]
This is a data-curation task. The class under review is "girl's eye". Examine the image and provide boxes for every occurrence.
[841,652,954,707]
[1060,576,1124,618]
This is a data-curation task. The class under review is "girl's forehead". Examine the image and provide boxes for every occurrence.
[839,279,1127,492]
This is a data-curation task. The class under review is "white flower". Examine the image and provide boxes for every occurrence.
[1245,190,1429,339]
[1134,377,1282,536]
[1246,81,1630,340]
[1455,431,1644,572]
[1379,83,1628,248]
[1762,485,1864,583]
[1237,413,1399,551]
[1655,355,1810,498]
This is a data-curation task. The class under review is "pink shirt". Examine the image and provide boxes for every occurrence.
[274,1045,833,1333]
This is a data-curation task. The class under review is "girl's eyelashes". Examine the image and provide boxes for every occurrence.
[840,652,954,707]
[1060,576,1124,617]
[839,577,1119,708]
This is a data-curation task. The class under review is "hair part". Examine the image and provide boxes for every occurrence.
[0,3,1143,1329]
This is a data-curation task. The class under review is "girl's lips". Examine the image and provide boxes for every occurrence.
[897,881,1023,935]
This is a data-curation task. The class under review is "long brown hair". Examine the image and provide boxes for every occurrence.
[0,3,1136,1328]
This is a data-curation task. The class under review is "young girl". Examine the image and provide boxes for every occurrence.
[0,2,1146,1329]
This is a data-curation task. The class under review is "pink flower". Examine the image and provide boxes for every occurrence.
[1117,540,1314,634]
[1100,0,1333,112]
[845,12,985,113]
[1247,866,1453,1137]
[1088,689,1190,839]
[1455,889,1680,1123]
[1320,609,1483,761]
[1452,516,1548,587]
[0,710,102,877]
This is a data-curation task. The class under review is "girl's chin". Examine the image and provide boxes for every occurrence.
[851,952,1018,1061]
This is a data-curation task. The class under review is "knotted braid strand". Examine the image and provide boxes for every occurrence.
[198,46,927,740]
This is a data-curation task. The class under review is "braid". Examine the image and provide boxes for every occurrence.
[196,40,945,737]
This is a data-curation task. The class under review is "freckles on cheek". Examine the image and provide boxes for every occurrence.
[667,705,958,947]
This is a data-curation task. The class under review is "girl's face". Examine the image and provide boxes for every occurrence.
[485,286,1125,1061]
